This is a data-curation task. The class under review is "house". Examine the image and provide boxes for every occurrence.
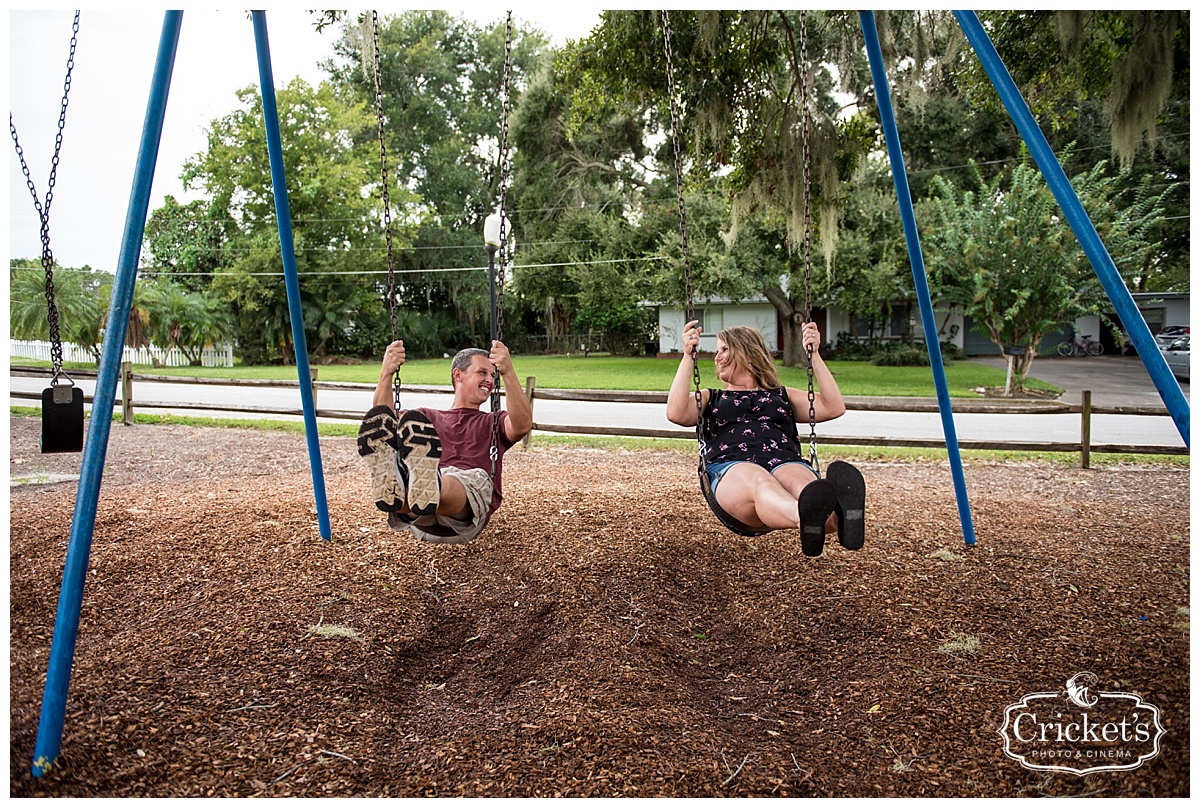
[656,294,779,355]
[656,291,1189,357]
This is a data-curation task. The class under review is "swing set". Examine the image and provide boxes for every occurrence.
[661,10,824,538]
[368,9,514,491]
[10,10,85,454]
[17,8,1190,782]
[659,10,1190,539]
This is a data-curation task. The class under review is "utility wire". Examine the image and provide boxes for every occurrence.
[19,255,669,278]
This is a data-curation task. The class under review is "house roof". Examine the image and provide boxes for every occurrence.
[647,294,773,307]
[1131,291,1189,301]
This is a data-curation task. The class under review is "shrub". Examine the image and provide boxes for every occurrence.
[831,332,876,361]
[872,344,936,366]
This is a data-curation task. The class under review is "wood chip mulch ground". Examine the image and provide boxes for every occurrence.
[8,416,1190,797]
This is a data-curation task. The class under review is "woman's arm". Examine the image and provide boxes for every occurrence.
[787,322,846,423]
[666,319,710,426]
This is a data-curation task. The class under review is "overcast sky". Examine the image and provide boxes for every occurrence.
[7,6,608,272]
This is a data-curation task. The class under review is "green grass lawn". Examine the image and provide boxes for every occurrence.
[12,354,1060,398]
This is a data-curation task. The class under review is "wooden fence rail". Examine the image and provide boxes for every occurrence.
[10,365,1186,466]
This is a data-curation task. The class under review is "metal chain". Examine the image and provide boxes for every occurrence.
[661,11,707,463]
[799,10,819,477]
[489,11,514,480]
[9,10,80,386]
[370,10,402,413]
[496,12,511,350]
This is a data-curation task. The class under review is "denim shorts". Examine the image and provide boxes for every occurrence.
[705,459,816,496]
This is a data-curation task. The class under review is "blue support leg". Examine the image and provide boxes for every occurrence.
[859,12,977,546]
[32,11,184,778]
[251,12,332,539]
[954,10,1188,448]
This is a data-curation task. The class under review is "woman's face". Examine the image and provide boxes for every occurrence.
[714,338,735,381]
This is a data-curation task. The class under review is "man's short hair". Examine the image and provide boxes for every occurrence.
[450,347,489,386]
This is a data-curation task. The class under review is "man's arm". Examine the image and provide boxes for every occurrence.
[490,340,532,442]
[372,340,406,411]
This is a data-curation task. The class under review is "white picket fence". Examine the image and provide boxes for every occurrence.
[8,339,235,368]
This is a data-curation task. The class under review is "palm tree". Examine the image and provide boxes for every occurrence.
[9,264,106,359]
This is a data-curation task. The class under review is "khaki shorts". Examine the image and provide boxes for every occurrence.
[386,466,494,544]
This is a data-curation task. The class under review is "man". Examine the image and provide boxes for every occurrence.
[357,339,532,544]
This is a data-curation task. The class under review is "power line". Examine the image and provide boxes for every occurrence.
[18,255,669,278]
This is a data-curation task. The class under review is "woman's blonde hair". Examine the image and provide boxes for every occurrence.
[717,326,780,388]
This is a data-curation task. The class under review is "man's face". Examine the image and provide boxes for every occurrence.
[454,355,495,404]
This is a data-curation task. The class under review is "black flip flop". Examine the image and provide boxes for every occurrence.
[798,479,838,557]
[826,460,866,550]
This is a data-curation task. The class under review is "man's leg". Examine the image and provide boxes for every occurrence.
[357,405,406,512]
[433,473,473,521]
[395,410,442,516]
[390,467,491,545]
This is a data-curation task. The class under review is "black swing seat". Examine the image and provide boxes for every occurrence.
[40,384,84,454]
[698,467,774,538]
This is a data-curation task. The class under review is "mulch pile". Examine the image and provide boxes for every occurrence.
[9,416,1190,796]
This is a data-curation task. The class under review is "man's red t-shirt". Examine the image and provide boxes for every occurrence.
[418,407,515,515]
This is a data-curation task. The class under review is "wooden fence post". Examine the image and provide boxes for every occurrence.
[1080,390,1092,469]
[522,375,536,449]
[310,367,318,412]
[121,361,134,426]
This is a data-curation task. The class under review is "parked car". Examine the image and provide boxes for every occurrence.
[1162,335,1189,381]
[1155,325,1189,348]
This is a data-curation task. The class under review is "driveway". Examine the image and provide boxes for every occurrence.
[969,354,1190,409]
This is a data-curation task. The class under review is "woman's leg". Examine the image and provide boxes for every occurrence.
[713,462,804,530]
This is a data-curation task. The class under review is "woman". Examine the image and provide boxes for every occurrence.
[666,320,865,557]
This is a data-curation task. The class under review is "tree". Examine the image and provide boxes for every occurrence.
[921,151,1174,392]
[142,196,230,292]
[505,48,660,343]
[326,11,552,348]
[10,260,110,361]
[974,11,1187,169]
[137,276,233,366]
[969,11,1190,293]
[553,10,887,365]
[827,171,915,343]
[176,77,414,362]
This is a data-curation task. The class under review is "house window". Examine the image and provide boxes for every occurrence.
[854,313,881,337]
[697,307,723,333]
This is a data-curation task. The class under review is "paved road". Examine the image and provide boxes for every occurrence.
[972,354,1189,409]
[10,356,1189,451]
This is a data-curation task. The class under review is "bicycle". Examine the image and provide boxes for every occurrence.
[1056,333,1104,357]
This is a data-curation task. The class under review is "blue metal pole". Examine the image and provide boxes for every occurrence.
[954,10,1189,448]
[31,11,184,778]
[859,12,977,547]
[251,11,332,539]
